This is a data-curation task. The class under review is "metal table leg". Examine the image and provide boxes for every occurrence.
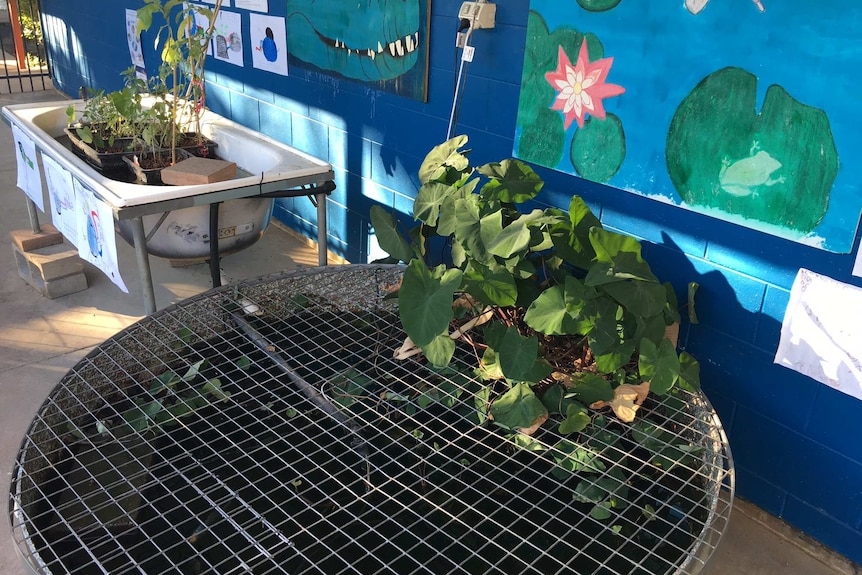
[315,192,328,266]
[26,198,41,234]
[129,216,157,315]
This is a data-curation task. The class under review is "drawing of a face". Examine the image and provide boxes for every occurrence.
[286,0,421,81]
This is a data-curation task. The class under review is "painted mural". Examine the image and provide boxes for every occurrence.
[285,0,430,101]
[514,0,858,252]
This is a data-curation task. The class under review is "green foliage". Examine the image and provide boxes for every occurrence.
[122,359,231,435]
[136,0,223,159]
[371,136,704,519]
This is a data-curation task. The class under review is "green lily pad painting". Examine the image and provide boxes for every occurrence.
[667,67,837,234]
[515,0,859,252]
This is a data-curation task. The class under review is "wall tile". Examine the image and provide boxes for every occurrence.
[734,470,786,518]
[228,92,260,132]
[258,101,291,144]
[805,385,862,465]
[783,496,862,565]
[754,285,789,352]
[687,326,819,431]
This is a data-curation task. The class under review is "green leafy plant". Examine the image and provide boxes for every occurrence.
[372,135,701,435]
[137,0,223,164]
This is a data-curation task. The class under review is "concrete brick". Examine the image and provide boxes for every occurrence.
[41,273,89,298]
[9,224,64,252]
[20,242,84,280]
[12,243,88,299]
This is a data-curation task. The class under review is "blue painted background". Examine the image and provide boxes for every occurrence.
[518,0,861,253]
[40,0,862,563]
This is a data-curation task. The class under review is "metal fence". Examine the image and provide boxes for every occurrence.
[0,0,51,94]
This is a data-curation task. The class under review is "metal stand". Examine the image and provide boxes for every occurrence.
[129,217,157,315]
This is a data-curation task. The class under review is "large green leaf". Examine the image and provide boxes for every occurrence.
[678,351,701,391]
[421,332,456,368]
[638,338,680,395]
[370,206,413,263]
[593,339,637,373]
[489,208,556,259]
[588,228,659,283]
[559,402,591,434]
[437,178,479,237]
[569,373,614,404]
[478,159,543,203]
[601,280,667,318]
[489,383,548,431]
[414,181,454,225]
[583,297,621,356]
[497,327,540,382]
[524,284,581,335]
[688,282,700,324]
[462,263,517,307]
[419,135,470,184]
[399,260,463,348]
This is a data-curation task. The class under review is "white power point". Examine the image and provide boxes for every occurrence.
[458,1,496,29]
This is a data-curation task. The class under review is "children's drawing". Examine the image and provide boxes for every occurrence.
[186,2,214,56]
[125,8,146,68]
[11,124,43,211]
[514,0,859,252]
[73,179,128,293]
[213,10,244,66]
[251,14,287,75]
[285,0,430,101]
[42,154,77,245]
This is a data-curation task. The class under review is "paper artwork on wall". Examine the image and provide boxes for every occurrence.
[42,154,78,245]
[250,14,286,75]
[187,2,214,57]
[235,0,268,11]
[775,269,862,400]
[285,0,430,101]
[213,10,244,66]
[514,0,861,253]
[11,124,43,211]
[73,179,128,293]
[125,8,146,69]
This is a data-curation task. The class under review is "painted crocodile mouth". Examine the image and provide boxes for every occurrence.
[318,30,420,60]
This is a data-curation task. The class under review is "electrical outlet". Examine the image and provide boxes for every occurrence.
[458,1,496,29]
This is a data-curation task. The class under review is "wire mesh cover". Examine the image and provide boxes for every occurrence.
[9,266,733,575]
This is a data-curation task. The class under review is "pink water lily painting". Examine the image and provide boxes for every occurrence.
[545,41,625,130]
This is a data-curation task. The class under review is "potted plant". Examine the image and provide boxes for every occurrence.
[136,0,223,167]
[371,135,705,520]
[63,72,148,171]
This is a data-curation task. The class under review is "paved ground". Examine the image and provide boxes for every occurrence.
[0,89,857,575]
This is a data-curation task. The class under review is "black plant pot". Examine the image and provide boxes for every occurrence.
[64,126,134,172]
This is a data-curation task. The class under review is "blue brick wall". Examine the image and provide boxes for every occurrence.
[41,0,862,563]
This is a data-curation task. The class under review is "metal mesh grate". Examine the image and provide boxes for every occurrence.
[9,265,733,575]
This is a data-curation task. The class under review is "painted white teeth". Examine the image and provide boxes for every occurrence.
[336,33,418,57]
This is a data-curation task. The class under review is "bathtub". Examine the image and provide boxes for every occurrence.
[3,98,335,312]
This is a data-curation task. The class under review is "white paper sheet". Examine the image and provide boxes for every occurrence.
[126,9,146,69]
[11,124,43,211]
[775,269,862,399]
[235,0,268,11]
[42,154,78,246]
[186,2,214,56]
[250,14,287,75]
[853,242,862,278]
[73,179,128,293]
[213,10,244,66]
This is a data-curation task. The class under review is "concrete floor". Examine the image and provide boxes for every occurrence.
[0,89,857,575]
